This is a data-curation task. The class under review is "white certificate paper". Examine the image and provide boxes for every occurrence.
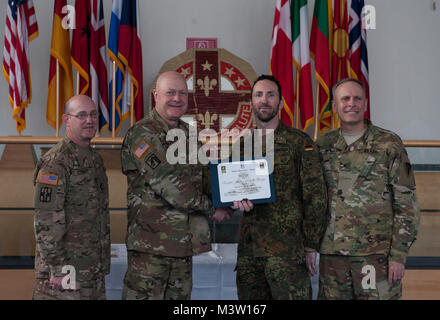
[217,159,271,203]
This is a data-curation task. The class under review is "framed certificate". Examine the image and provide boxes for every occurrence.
[209,158,276,208]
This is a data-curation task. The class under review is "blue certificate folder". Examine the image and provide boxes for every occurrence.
[209,157,276,208]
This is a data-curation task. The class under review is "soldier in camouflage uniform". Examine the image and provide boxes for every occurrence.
[317,78,420,300]
[235,75,328,300]
[121,71,231,300]
[33,95,110,300]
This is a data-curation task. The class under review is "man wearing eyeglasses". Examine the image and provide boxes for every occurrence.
[33,95,110,300]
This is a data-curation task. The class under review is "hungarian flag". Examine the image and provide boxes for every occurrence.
[349,0,370,119]
[108,0,144,134]
[292,0,313,131]
[270,0,295,127]
[46,0,73,129]
[71,0,91,96]
[2,0,39,134]
[310,0,333,134]
[332,0,351,128]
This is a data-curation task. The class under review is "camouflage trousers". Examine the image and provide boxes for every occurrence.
[122,251,192,300]
[32,276,106,300]
[318,254,402,300]
[236,256,312,300]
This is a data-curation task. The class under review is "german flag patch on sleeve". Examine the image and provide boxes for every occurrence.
[305,146,314,151]
[38,173,58,186]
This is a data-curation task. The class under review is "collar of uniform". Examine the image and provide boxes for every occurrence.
[151,108,185,133]
[273,121,288,143]
[335,119,373,151]
[63,136,93,154]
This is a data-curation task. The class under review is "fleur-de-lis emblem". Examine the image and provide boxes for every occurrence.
[197,111,218,130]
[197,76,217,97]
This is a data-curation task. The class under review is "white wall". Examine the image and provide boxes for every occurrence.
[0,0,439,162]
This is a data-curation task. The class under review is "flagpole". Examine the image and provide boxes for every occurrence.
[112,61,116,139]
[313,81,320,141]
[56,59,60,137]
[130,81,134,127]
[295,71,300,129]
[76,72,80,95]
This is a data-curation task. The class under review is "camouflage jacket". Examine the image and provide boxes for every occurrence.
[121,109,214,257]
[237,122,328,264]
[317,120,420,264]
[33,137,110,281]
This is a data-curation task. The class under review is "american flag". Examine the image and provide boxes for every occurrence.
[2,0,38,134]
[39,173,58,186]
[90,0,110,134]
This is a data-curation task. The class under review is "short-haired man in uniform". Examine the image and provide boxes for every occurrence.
[235,75,328,299]
[121,71,232,300]
[317,78,420,300]
[33,95,110,300]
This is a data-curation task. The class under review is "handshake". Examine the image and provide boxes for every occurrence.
[210,200,254,223]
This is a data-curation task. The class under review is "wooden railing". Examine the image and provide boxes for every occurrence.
[0,136,439,148]
[0,136,123,145]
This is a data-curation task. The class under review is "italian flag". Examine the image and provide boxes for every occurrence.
[310,0,333,134]
[292,0,314,131]
[270,0,295,127]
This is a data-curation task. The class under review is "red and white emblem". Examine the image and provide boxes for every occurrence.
[150,49,258,143]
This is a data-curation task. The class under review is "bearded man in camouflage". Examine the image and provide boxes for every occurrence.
[121,71,231,300]
[33,95,110,300]
[235,75,328,300]
[317,78,420,300]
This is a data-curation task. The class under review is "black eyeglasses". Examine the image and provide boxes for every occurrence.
[66,111,99,120]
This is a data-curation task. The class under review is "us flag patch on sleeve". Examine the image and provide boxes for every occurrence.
[134,143,150,159]
[39,173,58,186]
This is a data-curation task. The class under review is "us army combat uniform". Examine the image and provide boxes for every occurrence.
[316,120,420,300]
[120,109,214,300]
[236,122,328,300]
[33,137,110,300]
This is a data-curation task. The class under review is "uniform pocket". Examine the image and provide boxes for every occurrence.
[376,280,402,300]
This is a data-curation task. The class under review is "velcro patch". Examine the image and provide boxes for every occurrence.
[38,173,58,186]
[134,143,150,159]
[305,146,314,151]
[39,187,53,203]
[145,154,161,170]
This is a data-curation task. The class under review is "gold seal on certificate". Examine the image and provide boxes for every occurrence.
[209,158,275,207]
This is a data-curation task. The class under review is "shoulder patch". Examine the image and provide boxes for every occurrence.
[38,173,58,186]
[145,154,161,169]
[305,146,314,151]
[134,142,150,159]
[39,187,53,203]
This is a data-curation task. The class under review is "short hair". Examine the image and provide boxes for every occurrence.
[332,78,366,98]
[251,74,282,100]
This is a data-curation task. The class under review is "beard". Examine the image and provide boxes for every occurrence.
[253,104,279,123]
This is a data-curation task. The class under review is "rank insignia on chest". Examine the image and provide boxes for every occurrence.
[145,154,161,169]
[134,143,150,159]
[38,173,58,186]
[39,187,53,203]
